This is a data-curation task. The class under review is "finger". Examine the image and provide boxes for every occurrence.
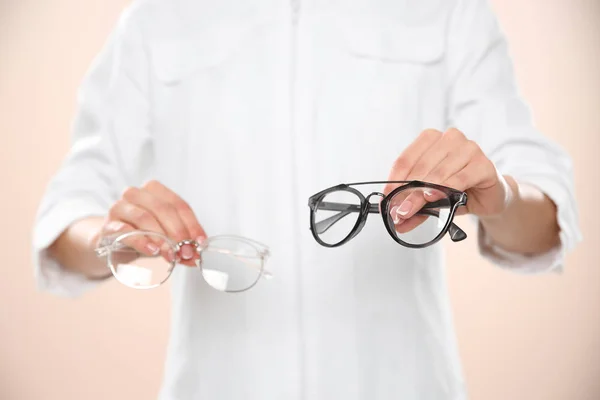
[123,186,191,242]
[421,187,446,203]
[423,139,478,187]
[391,130,467,213]
[139,182,204,267]
[101,220,134,237]
[388,188,429,221]
[392,214,429,235]
[405,128,467,182]
[100,220,159,258]
[454,207,469,216]
[441,155,496,193]
[101,215,180,267]
[108,200,166,255]
[443,160,506,216]
[142,180,207,242]
[411,140,479,205]
[384,129,443,195]
[109,198,164,234]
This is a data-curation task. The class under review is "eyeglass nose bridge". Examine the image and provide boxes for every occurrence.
[174,239,202,264]
[349,192,385,240]
[177,239,201,250]
[365,191,385,202]
[365,192,385,213]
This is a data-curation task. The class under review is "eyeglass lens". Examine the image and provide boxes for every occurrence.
[312,186,453,246]
[107,232,264,292]
[386,187,452,245]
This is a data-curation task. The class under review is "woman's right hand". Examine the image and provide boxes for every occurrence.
[95,180,207,267]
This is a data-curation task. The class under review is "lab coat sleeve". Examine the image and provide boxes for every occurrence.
[32,8,154,296]
[446,0,582,273]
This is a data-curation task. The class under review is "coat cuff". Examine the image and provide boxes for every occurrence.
[32,198,109,297]
[476,176,582,274]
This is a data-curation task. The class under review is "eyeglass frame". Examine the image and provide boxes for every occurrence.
[308,180,468,249]
[94,231,272,292]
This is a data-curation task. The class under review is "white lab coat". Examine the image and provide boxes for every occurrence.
[32,0,582,398]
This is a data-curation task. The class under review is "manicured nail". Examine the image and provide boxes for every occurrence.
[390,206,405,224]
[105,221,124,232]
[146,243,160,255]
[390,206,399,223]
[396,200,412,216]
[195,236,206,244]
[167,248,176,262]
[181,245,194,260]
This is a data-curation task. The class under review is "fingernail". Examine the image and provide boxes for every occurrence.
[424,190,433,197]
[390,206,403,224]
[396,200,412,216]
[167,248,176,262]
[195,236,206,244]
[181,245,194,260]
[146,243,160,255]
[105,221,124,231]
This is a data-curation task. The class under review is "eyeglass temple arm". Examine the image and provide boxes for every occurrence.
[95,244,273,278]
[313,201,467,242]
[202,247,273,278]
[94,239,136,258]
[95,247,109,257]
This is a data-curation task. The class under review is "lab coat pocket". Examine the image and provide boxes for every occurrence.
[316,15,447,180]
[147,14,279,223]
[335,15,445,65]
[150,18,261,85]
[334,14,446,124]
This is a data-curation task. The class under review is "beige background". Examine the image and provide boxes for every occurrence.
[1,0,599,399]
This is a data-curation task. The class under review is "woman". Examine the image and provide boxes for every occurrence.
[33,0,581,398]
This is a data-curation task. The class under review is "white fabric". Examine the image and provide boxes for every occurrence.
[32,0,582,398]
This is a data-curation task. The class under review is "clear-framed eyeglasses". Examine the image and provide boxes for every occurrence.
[95,231,272,293]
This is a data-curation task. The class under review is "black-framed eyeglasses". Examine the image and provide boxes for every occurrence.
[308,181,468,249]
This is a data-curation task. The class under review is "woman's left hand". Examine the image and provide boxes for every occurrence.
[383,128,516,224]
